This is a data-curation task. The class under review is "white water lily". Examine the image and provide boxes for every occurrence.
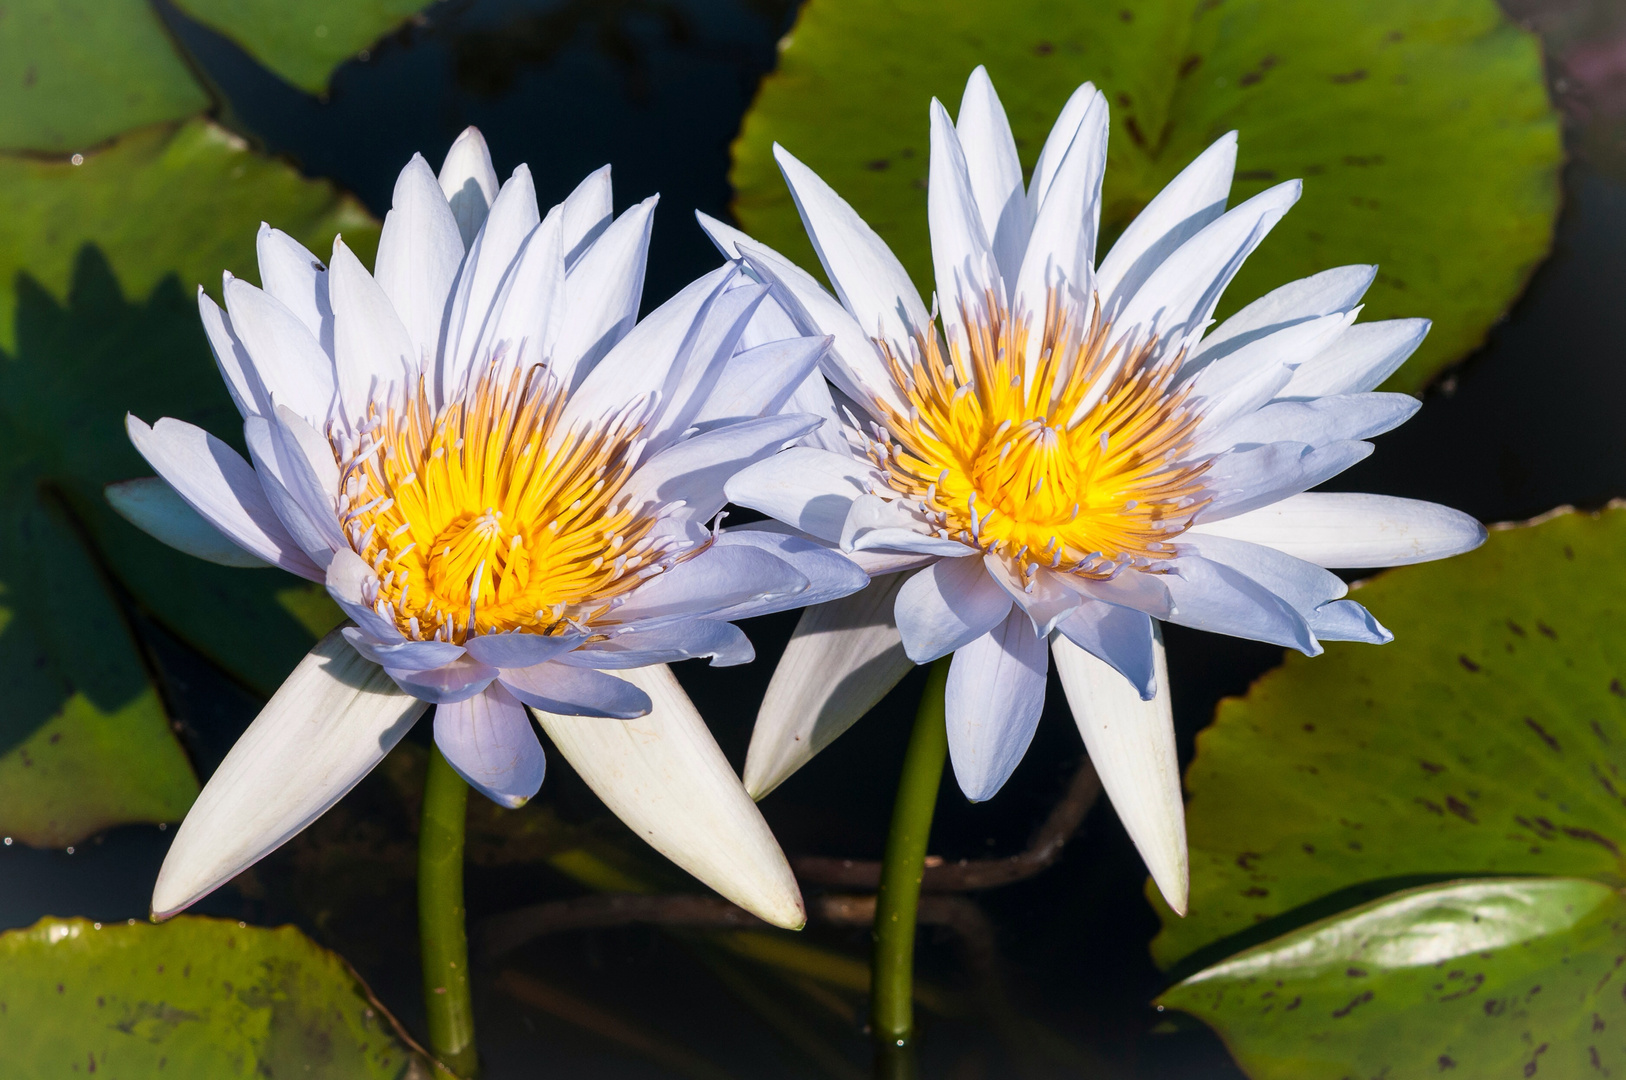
[116,127,865,928]
[705,69,1486,914]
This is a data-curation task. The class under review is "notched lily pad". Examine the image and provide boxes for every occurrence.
[1154,504,1626,970]
[1160,877,1626,1079]
[0,916,429,1078]
[732,0,1561,392]
[0,0,210,153]
[173,0,435,94]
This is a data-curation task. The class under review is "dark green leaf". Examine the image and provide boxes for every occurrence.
[1160,877,1626,1078]
[0,915,429,1078]
[1154,505,1626,968]
[172,0,435,94]
[0,0,210,153]
[731,0,1561,393]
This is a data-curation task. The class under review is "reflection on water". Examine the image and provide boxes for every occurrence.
[4,1,1623,1077]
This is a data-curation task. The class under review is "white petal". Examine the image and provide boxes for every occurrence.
[842,495,979,557]
[1197,439,1374,522]
[894,554,1011,663]
[222,275,336,426]
[1113,181,1302,358]
[463,631,582,669]
[481,203,566,387]
[641,282,776,454]
[566,621,753,669]
[255,225,334,358]
[125,416,322,579]
[329,236,416,417]
[982,558,1084,638]
[1052,602,1156,699]
[242,416,341,566]
[1183,310,1354,431]
[375,153,465,370]
[955,66,1029,288]
[1191,264,1376,368]
[438,126,500,249]
[946,608,1049,802]
[324,548,403,643]
[266,405,346,553]
[928,97,998,344]
[106,477,271,568]
[1179,532,1350,613]
[745,574,913,799]
[1052,628,1186,914]
[561,164,613,266]
[724,445,876,542]
[341,628,464,670]
[1162,554,1318,653]
[1097,132,1236,312]
[1309,599,1392,644]
[500,662,651,718]
[691,335,830,427]
[1191,492,1486,568]
[1214,393,1419,449]
[441,164,542,395]
[707,524,870,619]
[1028,81,1098,211]
[1066,567,1175,620]
[1278,318,1431,398]
[533,663,806,927]
[772,143,930,345]
[197,288,264,418]
[386,656,500,705]
[1012,89,1108,366]
[624,413,821,524]
[551,196,658,386]
[152,630,426,918]
[434,683,546,808]
[610,545,808,628]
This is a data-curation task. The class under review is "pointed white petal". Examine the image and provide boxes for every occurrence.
[1162,554,1318,653]
[1190,492,1486,567]
[1278,318,1431,398]
[342,628,464,670]
[434,683,546,808]
[324,548,403,643]
[1052,627,1186,914]
[329,236,416,416]
[1197,439,1374,522]
[724,445,875,542]
[1192,264,1376,368]
[386,656,500,704]
[500,662,651,718]
[152,631,427,917]
[198,288,264,418]
[707,524,869,619]
[1097,132,1236,312]
[772,143,929,345]
[221,275,336,426]
[1213,393,1419,450]
[955,66,1029,287]
[441,164,542,395]
[463,631,583,669]
[106,477,270,568]
[1053,602,1156,699]
[267,405,346,552]
[1029,81,1097,213]
[375,153,465,370]
[842,494,977,556]
[566,621,753,669]
[946,608,1049,802]
[242,416,341,567]
[533,664,806,927]
[691,335,830,426]
[255,225,334,358]
[928,98,998,345]
[611,545,808,628]
[1180,531,1350,614]
[482,203,565,385]
[561,164,613,266]
[641,281,775,454]
[439,126,501,249]
[745,575,913,799]
[125,416,322,579]
[624,413,821,524]
[894,553,1011,662]
[551,196,658,386]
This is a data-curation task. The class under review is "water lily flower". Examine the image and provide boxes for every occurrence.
[704,68,1486,914]
[112,127,864,927]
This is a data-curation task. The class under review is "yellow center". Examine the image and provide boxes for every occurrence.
[867,291,1210,579]
[336,363,675,643]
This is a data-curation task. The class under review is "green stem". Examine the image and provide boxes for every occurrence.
[870,657,951,1073]
[419,746,478,1077]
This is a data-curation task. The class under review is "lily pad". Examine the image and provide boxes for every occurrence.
[172,0,435,94]
[1159,877,1626,1079]
[1152,504,1626,969]
[0,916,428,1078]
[731,0,1561,393]
[0,0,209,153]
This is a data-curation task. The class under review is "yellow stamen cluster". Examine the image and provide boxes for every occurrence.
[335,363,678,643]
[865,291,1210,581]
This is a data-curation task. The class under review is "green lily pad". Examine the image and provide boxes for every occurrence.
[0,0,210,154]
[173,0,435,94]
[1160,877,1626,1078]
[731,0,1561,393]
[1152,504,1626,970]
[0,915,429,1078]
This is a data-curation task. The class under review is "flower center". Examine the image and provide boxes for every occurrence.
[866,291,1210,579]
[335,362,677,642]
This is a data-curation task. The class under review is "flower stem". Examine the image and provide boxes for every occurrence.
[870,656,951,1074]
[420,746,478,1077]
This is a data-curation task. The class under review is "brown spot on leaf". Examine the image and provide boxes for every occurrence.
[1420,760,1445,775]
[1331,69,1368,83]
[1446,797,1478,824]
[865,159,890,172]
[1242,886,1269,897]
[1525,718,1561,752]
[1179,55,1202,78]
[1416,797,1444,815]
[1236,168,1277,181]
[1507,620,1526,637]
[1331,990,1373,1018]
[1124,116,1147,148]
[1538,621,1557,638]
[1033,41,1054,56]
[1458,655,1480,672]
[1236,851,1261,870]
[1439,1056,1457,1071]
[1562,826,1619,855]
[1611,679,1625,698]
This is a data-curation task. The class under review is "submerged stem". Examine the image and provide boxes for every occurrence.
[870,657,951,1074]
[420,746,478,1077]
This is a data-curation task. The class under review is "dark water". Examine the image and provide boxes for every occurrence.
[4,1,1624,1077]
